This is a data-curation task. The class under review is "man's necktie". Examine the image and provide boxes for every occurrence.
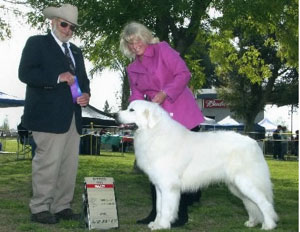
[62,42,82,102]
[62,42,75,75]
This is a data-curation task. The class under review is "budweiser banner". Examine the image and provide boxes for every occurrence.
[204,99,227,108]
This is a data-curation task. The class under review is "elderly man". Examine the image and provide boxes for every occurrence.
[19,4,90,224]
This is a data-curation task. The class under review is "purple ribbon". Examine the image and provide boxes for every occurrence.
[70,76,82,103]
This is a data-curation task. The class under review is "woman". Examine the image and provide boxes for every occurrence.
[120,22,204,226]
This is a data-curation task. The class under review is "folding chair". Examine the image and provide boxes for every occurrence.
[16,130,33,160]
[16,121,36,160]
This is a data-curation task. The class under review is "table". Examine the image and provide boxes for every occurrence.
[101,135,134,153]
[80,134,134,155]
[80,134,101,155]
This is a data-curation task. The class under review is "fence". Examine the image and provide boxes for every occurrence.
[0,129,298,159]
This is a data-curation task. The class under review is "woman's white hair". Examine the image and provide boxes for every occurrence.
[120,21,159,59]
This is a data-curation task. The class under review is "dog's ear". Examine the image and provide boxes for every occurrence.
[143,107,160,128]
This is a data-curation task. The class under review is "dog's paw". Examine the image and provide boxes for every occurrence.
[148,221,155,228]
[261,221,276,230]
[148,221,170,230]
[244,220,259,228]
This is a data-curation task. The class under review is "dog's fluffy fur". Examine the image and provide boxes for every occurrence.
[117,100,278,230]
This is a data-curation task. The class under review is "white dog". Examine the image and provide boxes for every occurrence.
[116,100,278,231]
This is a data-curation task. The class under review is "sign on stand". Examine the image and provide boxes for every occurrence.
[83,177,118,230]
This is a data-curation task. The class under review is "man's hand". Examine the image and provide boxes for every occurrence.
[59,72,75,86]
[77,93,90,107]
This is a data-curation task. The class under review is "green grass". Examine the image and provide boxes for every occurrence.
[0,144,298,232]
[0,138,18,152]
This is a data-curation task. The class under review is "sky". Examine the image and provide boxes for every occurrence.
[0,5,298,133]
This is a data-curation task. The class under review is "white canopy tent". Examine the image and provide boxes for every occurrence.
[217,115,242,126]
[81,104,117,127]
[258,118,277,132]
[201,116,217,125]
[0,91,24,108]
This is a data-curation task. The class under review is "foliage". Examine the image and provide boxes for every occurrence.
[185,54,206,93]
[103,100,111,113]
[0,0,26,40]
[210,31,297,131]
[268,68,299,107]
[212,0,298,68]
[22,0,213,109]
[209,31,273,84]
[208,0,298,131]
[185,28,221,90]
[0,6,10,40]
[3,0,297,122]
[0,116,9,131]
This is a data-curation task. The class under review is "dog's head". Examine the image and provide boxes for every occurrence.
[116,100,167,129]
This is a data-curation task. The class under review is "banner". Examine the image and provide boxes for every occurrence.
[204,99,226,108]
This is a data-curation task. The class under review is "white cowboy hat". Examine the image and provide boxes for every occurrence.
[43,4,79,26]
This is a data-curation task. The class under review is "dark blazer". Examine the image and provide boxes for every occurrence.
[19,33,90,134]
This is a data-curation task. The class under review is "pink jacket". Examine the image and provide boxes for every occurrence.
[127,41,204,129]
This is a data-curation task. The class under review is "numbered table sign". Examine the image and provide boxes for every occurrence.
[83,177,118,230]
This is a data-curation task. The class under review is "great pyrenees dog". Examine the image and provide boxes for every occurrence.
[116,100,278,231]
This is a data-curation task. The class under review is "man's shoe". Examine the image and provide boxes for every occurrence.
[31,211,58,224]
[55,208,81,221]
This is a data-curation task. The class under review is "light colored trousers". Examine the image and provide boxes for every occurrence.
[30,116,80,214]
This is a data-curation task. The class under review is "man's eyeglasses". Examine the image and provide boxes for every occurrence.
[59,21,76,32]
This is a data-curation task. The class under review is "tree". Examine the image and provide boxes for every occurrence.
[185,28,220,91]
[0,116,9,131]
[103,100,112,113]
[0,0,26,40]
[24,0,213,108]
[268,68,298,107]
[23,0,298,121]
[213,0,298,68]
[209,0,298,132]
[0,5,10,40]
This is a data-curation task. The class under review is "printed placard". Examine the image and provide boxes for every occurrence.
[83,177,118,230]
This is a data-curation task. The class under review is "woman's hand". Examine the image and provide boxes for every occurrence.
[152,91,167,104]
